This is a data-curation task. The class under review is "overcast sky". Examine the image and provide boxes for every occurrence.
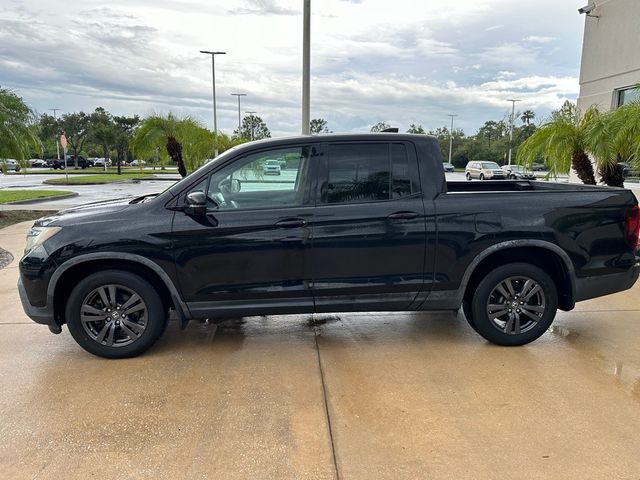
[0,0,587,136]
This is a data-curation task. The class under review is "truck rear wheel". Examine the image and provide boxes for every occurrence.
[65,270,167,358]
[469,263,557,346]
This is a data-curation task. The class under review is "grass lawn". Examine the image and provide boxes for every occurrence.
[7,167,177,175]
[44,174,150,185]
[0,190,72,204]
[0,210,57,229]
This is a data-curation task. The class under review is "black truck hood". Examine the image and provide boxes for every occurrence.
[34,197,136,227]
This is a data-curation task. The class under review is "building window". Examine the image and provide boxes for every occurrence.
[617,86,640,107]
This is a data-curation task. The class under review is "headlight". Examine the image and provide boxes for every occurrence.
[24,227,61,255]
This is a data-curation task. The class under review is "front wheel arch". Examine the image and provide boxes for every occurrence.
[52,258,181,327]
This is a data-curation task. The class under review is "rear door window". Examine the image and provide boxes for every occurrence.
[325,142,417,204]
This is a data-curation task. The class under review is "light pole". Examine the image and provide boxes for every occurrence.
[200,50,226,153]
[245,111,257,140]
[507,99,521,165]
[49,108,61,163]
[447,114,458,164]
[231,93,247,136]
[302,0,311,134]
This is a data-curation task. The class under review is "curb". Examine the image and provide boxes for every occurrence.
[5,192,79,205]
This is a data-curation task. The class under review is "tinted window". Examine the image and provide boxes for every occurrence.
[391,144,412,198]
[327,143,414,204]
[188,146,311,210]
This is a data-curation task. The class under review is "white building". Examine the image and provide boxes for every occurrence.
[577,0,640,112]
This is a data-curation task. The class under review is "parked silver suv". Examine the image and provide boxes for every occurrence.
[465,161,505,180]
[0,159,21,172]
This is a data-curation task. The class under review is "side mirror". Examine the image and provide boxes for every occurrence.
[219,178,241,193]
[185,191,207,216]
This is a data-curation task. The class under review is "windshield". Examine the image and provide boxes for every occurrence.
[482,162,500,169]
[266,160,280,166]
[510,165,525,172]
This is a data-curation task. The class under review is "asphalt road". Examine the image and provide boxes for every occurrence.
[1,221,640,479]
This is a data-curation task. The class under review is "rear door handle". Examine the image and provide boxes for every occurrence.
[275,217,307,228]
[387,211,419,220]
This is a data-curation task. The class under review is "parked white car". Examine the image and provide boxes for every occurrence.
[94,158,112,168]
[130,160,146,167]
[263,159,281,175]
[0,159,20,172]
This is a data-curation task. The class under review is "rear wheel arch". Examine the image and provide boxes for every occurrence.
[51,255,186,326]
[461,243,575,312]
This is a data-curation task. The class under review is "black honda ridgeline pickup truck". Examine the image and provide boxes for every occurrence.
[18,134,640,358]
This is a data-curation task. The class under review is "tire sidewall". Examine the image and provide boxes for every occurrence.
[66,270,166,358]
[471,263,558,346]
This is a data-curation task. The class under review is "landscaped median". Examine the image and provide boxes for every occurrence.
[44,173,150,185]
[0,190,75,205]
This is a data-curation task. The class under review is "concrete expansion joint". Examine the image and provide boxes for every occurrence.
[313,323,341,480]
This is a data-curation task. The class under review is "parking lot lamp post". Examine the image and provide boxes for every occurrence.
[507,99,521,165]
[302,0,311,134]
[231,93,247,136]
[447,114,457,164]
[200,50,226,155]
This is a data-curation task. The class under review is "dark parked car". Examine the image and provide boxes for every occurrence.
[501,164,536,180]
[18,134,640,358]
[531,163,547,172]
[620,162,640,178]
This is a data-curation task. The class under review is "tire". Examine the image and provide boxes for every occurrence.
[510,174,516,180]
[65,270,167,358]
[462,299,480,333]
[480,173,485,180]
[466,172,471,181]
[470,263,557,346]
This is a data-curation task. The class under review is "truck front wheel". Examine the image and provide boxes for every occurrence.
[65,270,167,358]
[469,263,557,346]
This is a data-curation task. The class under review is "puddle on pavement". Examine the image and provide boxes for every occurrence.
[549,324,640,403]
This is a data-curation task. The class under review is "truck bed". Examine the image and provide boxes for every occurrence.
[445,180,616,194]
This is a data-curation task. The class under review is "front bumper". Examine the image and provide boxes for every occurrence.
[17,278,61,334]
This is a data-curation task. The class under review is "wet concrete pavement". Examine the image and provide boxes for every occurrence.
[1,221,640,479]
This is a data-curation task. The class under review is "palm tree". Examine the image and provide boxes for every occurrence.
[132,113,204,177]
[520,110,536,125]
[0,88,40,163]
[518,102,597,185]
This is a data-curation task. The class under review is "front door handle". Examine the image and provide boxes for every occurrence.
[387,211,419,220]
[275,217,307,228]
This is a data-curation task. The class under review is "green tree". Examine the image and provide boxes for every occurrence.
[132,113,199,177]
[370,122,391,133]
[407,124,426,134]
[89,107,118,171]
[0,88,40,164]
[310,118,331,135]
[60,112,90,166]
[520,110,536,125]
[113,115,140,174]
[235,114,271,140]
[518,102,597,184]
[583,100,640,187]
